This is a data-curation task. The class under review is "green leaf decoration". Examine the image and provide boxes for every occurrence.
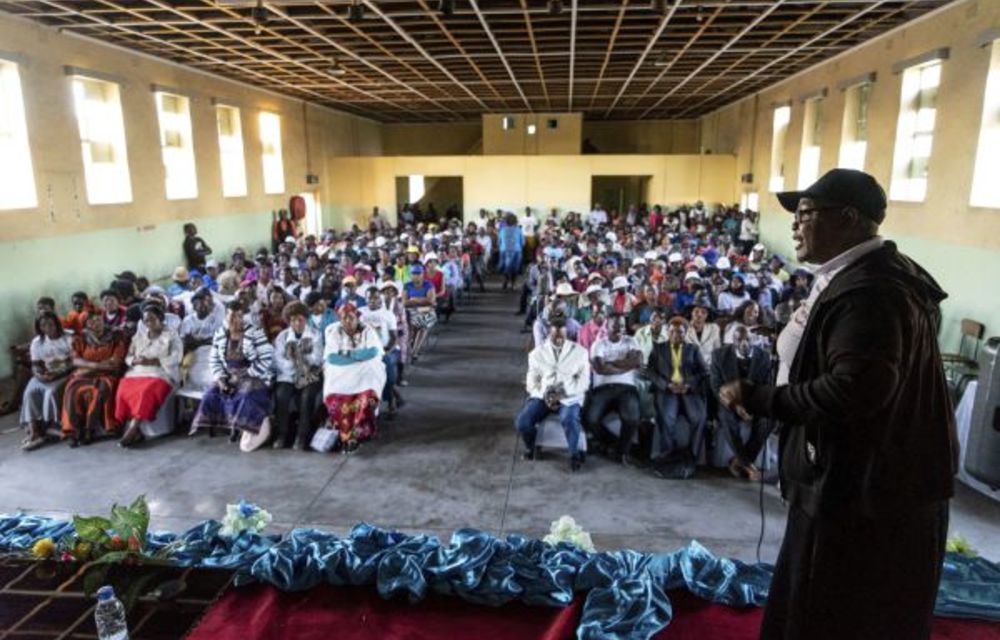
[81,563,112,597]
[129,495,150,543]
[110,505,135,541]
[92,550,130,566]
[72,516,112,546]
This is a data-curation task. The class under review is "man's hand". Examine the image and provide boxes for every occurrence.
[719,380,752,421]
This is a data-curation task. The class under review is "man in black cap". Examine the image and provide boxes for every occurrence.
[719,169,957,639]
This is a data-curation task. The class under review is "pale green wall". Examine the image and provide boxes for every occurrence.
[0,211,271,378]
[759,208,1000,350]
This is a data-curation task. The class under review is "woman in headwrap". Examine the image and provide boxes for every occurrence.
[190,301,274,448]
[322,303,385,453]
[115,303,183,447]
[61,312,128,446]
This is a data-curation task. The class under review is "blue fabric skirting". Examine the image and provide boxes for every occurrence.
[1,514,998,639]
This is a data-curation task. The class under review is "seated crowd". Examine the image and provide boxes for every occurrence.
[511,202,813,477]
[11,219,480,453]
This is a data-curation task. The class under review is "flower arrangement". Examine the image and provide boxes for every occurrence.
[220,499,272,538]
[542,515,596,553]
[947,534,978,558]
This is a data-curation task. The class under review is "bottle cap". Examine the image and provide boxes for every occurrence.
[97,585,114,601]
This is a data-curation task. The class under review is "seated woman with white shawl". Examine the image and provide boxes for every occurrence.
[322,303,385,453]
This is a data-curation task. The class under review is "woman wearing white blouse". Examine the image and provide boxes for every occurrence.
[20,311,74,451]
[115,304,183,447]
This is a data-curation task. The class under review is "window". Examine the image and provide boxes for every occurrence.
[839,82,871,170]
[739,192,760,211]
[155,91,197,199]
[527,123,537,135]
[890,60,941,202]
[547,118,558,129]
[798,97,823,188]
[216,105,247,197]
[71,75,132,205]
[501,116,515,130]
[0,60,36,209]
[408,175,425,202]
[258,111,284,195]
[768,105,791,192]
[971,41,1000,208]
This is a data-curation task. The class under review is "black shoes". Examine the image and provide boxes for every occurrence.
[569,455,584,473]
[522,447,536,461]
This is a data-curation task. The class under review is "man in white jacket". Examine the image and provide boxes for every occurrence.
[515,313,591,471]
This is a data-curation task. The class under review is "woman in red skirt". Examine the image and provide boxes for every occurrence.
[115,304,183,447]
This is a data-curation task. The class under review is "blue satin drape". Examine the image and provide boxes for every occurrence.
[2,513,998,639]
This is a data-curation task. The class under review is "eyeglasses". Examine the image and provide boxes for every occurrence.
[793,205,843,224]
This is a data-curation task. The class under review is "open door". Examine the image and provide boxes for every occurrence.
[297,191,322,236]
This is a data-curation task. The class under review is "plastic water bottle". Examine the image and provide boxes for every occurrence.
[94,586,129,640]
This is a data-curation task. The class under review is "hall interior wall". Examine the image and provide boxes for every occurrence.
[699,0,1000,349]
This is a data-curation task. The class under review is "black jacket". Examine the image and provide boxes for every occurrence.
[647,342,707,393]
[745,241,957,517]
[710,345,773,393]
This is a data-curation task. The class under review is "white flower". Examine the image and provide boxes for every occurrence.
[220,500,273,538]
[542,515,595,552]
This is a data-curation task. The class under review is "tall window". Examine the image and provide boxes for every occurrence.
[769,105,791,192]
[971,40,1000,208]
[72,76,132,205]
[798,97,823,188]
[259,111,284,195]
[155,91,197,200]
[216,105,247,197]
[0,60,36,210]
[839,82,871,171]
[890,60,941,202]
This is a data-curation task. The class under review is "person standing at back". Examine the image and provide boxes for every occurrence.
[182,223,212,271]
[719,169,957,640]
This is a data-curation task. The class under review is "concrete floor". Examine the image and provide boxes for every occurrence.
[1,286,998,563]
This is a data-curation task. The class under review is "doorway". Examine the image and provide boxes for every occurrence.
[297,191,322,236]
[591,176,651,216]
[395,175,464,225]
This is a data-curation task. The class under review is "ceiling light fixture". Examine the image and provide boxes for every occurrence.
[653,54,669,67]
[548,0,563,16]
[327,58,346,77]
[437,0,455,17]
[347,0,365,22]
[251,0,268,36]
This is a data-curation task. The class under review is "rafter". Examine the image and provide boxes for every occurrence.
[467,0,531,110]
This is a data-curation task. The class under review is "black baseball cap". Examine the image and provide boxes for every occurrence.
[777,169,887,224]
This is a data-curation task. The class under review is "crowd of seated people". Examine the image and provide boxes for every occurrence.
[9,218,485,454]
[512,202,813,478]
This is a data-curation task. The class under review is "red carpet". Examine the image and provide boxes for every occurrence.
[187,583,1000,640]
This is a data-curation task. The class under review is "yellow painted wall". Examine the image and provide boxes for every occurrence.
[0,13,380,378]
[0,13,380,243]
[381,122,482,156]
[326,154,736,226]
[482,113,582,155]
[583,119,702,154]
[700,0,1000,344]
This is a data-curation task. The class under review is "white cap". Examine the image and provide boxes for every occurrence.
[284,235,296,244]
[668,252,683,263]
[644,250,659,261]
[605,231,617,242]
[378,280,399,291]
[612,276,629,290]
[694,256,707,269]
[424,252,439,262]
[374,237,387,248]
[555,282,575,297]
[753,242,766,251]
[423,233,434,241]
[684,271,702,282]
[206,259,219,269]
[631,257,647,267]
[585,284,604,296]
[716,256,732,270]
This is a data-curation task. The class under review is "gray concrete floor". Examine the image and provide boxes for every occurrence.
[1,286,998,562]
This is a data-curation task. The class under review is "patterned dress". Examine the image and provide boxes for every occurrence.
[322,324,385,443]
[61,330,128,437]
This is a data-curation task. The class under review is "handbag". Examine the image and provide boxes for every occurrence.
[310,427,339,453]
